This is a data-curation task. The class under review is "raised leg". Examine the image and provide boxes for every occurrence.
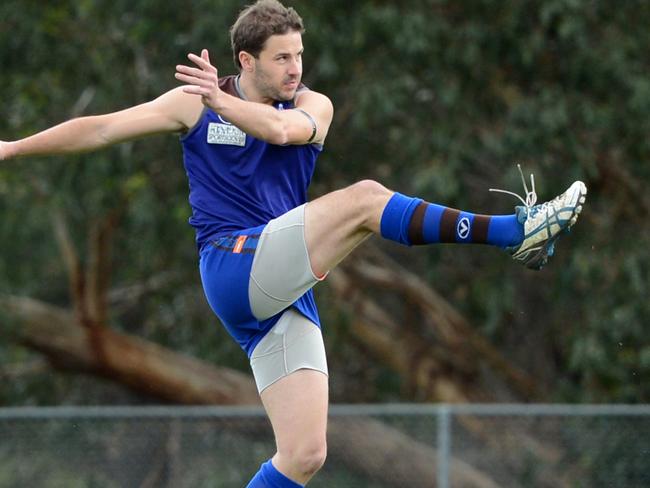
[304,179,393,277]
[303,174,586,274]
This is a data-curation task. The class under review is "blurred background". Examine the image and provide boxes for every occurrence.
[0,0,648,486]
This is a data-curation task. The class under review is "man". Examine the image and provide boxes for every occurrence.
[0,1,586,486]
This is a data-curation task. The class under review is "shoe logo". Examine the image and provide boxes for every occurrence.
[457,217,471,240]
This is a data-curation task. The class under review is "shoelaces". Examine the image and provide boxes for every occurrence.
[489,164,540,217]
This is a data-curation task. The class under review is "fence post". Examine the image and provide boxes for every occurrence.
[437,405,451,488]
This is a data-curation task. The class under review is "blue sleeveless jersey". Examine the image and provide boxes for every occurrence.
[181,75,322,248]
[180,75,323,355]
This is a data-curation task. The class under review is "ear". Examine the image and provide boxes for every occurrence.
[239,51,255,72]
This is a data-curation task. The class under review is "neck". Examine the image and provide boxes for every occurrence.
[237,73,274,105]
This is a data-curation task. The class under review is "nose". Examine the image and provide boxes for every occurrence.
[288,56,302,76]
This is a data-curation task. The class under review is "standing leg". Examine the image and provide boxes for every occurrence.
[246,369,328,487]
[265,370,328,484]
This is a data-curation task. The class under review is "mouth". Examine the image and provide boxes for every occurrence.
[284,79,299,90]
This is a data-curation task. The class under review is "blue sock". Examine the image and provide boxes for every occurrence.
[380,192,523,248]
[246,460,304,488]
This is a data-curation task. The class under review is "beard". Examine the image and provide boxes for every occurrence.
[253,66,300,102]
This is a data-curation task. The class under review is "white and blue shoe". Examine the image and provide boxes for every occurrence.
[491,165,587,270]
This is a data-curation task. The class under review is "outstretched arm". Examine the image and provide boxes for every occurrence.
[0,141,11,161]
[0,87,202,161]
[175,50,333,146]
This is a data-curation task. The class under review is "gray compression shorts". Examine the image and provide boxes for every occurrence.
[248,204,329,392]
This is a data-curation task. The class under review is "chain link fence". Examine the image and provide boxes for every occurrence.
[0,404,648,487]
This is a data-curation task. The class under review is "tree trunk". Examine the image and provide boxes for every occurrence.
[328,242,541,402]
[1,294,501,488]
[2,295,259,405]
[328,418,501,488]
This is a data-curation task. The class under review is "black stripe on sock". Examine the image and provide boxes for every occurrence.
[408,202,428,245]
[472,215,491,244]
[440,208,461,242]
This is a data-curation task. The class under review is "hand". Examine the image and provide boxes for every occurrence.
[0,140,12,161]
[175,49,222,109]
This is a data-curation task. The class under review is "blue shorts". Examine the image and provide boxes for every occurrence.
[199,206,323,357]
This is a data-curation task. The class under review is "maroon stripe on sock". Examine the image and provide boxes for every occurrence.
[440,208,461,242]
[408,202,428,245]
[472,215,491,244]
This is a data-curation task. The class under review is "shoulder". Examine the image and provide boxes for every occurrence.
[161,74,239,130]
[294,89,333,119]
[295,87,332,106]
[153,86,205,131]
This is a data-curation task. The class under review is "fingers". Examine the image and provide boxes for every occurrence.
[174,50,219,102]
[187,52,217,73]
[174,74,218,100]
[175,64,209,80]
[175,60,217,88]
[174,71,211,89]
[181,85,207,96]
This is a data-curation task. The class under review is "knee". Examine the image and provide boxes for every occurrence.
[284,439,327,478]
[346,179,391,215]
[342,179,392,230]
[300,443,327,477]
[346,179,390,201]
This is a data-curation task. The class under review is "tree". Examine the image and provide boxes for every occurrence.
[1,0,649,409]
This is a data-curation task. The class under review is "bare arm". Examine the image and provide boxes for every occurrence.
[175,50,333,146]
[0,87,202,161]
[0,140,10,161]
[207,88,332,146]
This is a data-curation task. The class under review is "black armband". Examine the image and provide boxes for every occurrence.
[295,108,317,143]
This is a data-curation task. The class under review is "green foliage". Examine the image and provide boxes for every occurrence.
[1,0,648,404]
[300,0,650,403]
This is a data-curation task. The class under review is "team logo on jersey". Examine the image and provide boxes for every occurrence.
[207,122,246,147]
[457,217,471,240]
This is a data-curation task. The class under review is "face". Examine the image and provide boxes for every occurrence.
[249,31,303,102]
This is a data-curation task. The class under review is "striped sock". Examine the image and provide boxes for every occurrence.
[380,192,523,248]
